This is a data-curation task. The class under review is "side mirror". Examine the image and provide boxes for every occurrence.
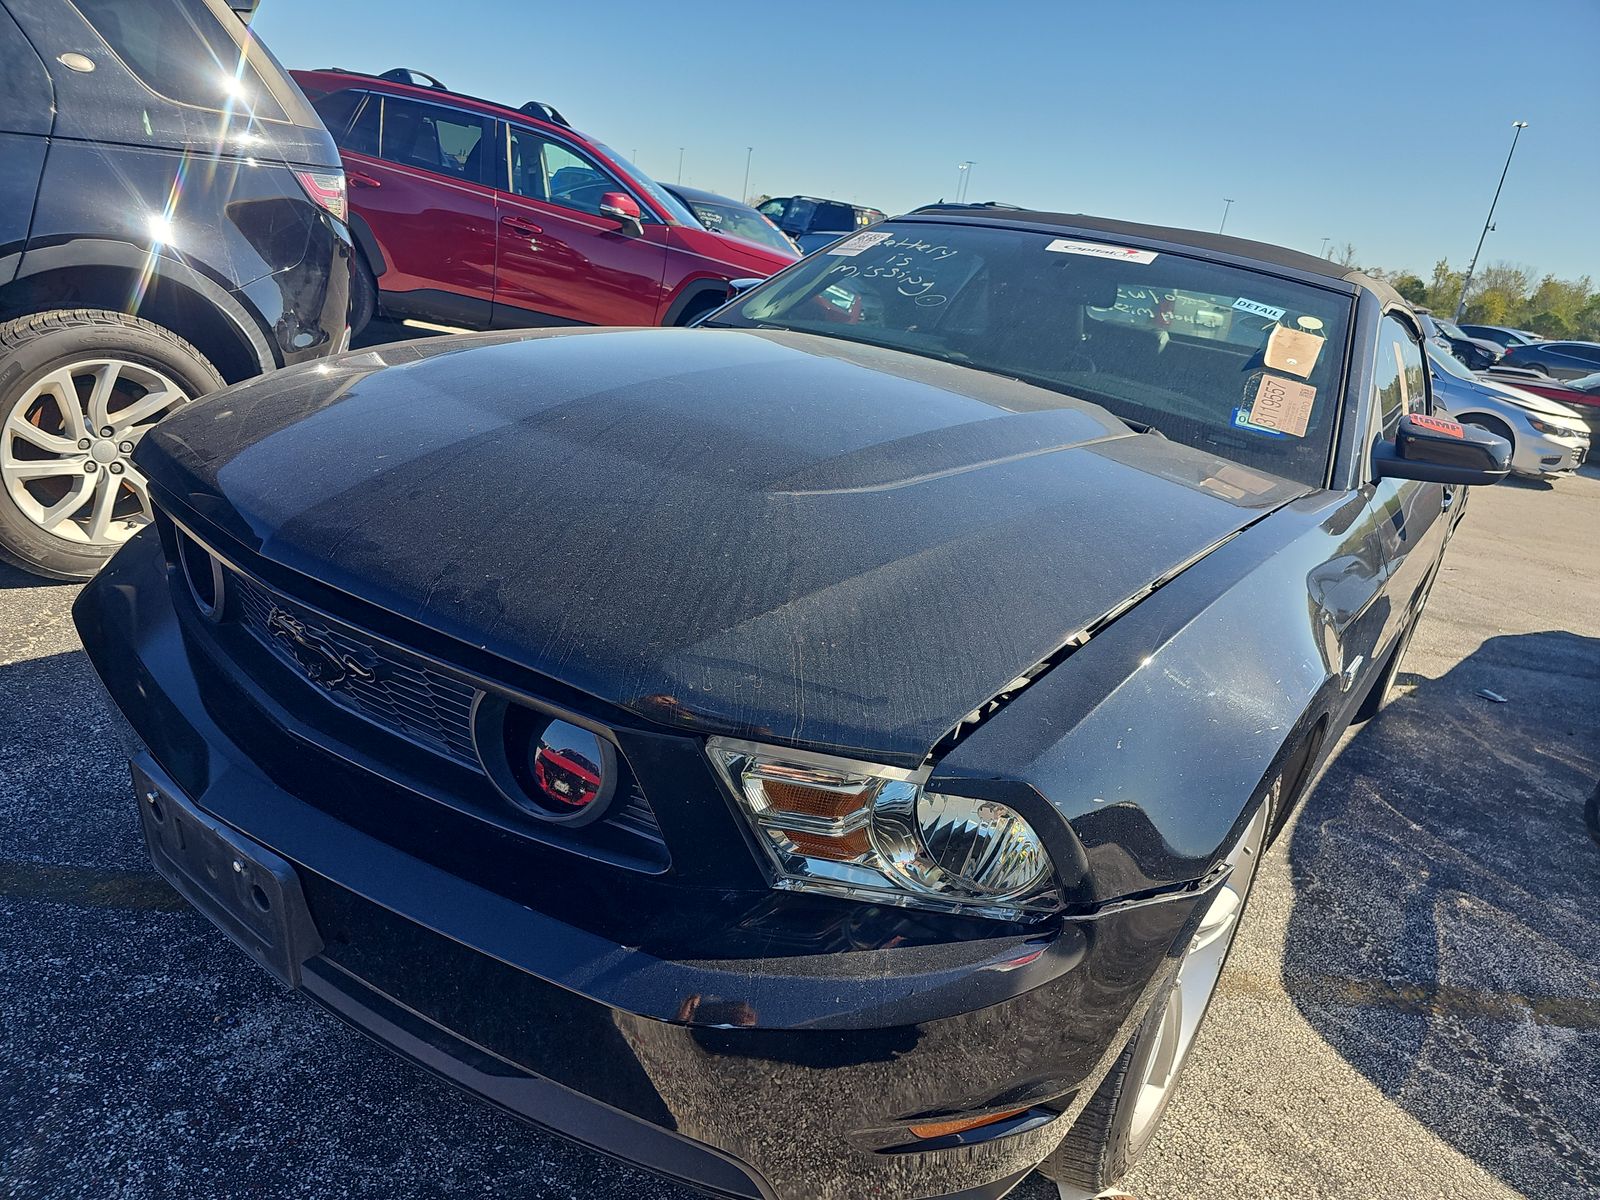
[598,192,643,237]
[1374,413,1510,486]
[726,277,764,297]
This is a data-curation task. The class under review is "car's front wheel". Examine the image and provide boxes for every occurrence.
[0,309,222,579]
[1037,797,1271,1197]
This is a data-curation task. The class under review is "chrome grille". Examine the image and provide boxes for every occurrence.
[229,568,481,766]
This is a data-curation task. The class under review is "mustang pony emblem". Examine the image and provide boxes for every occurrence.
[264,607,376,689]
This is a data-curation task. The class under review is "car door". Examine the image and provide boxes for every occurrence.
[1366,311,1450,657]
[1547,342,1600,381]
[0,5,51,285]
[491,122,667,327]
[334,92,498,327]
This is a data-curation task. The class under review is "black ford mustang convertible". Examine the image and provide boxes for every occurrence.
[75,208,1509,1200]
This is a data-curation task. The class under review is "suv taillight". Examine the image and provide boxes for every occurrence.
[293,169,347,222]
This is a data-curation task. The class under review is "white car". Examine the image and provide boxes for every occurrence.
[1426,342,1590,479]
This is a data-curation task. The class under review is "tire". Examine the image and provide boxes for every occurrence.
[348,250,377,340]
[1353,610,1420,725]
[0,309,223,580]
[1037,796,1273,1195]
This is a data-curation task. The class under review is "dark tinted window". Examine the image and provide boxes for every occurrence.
[378,97,489,182]
[72,0,288,120]
[1561,344,1600,363]
[310,90,362,140]
[812,202,855,231]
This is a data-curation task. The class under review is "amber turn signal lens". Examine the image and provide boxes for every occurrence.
[906,1106,1031,1140]
[761,779,874,820]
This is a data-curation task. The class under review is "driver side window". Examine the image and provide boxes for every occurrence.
[506,126,622,217]
[1374,314,1429,439]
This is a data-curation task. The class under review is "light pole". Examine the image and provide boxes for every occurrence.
[1318,236,1331,258]
[1218,198,1234,234]
[955,160,974,203]
[741,147,753,203]
[676,147,685,184]
[1455,120,1529,320]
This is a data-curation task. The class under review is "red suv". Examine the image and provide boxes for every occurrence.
[291,68,797,336]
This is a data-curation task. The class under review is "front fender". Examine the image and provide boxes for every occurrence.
[932,489,1388,904]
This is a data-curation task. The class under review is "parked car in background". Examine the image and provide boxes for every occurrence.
[293,68,795,338]
[756,195,887,253]
[0,0,350,580]
[1418,313,1503,370]
[660,183,801,261]
[1459,323,1542,349]
[76,208,1509,1200]
[1501,339,1600,381]
[1426,343,1589,478]
[1484,367,1600,433]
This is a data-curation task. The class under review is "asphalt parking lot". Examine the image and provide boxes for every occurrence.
[2,467,1597,1200]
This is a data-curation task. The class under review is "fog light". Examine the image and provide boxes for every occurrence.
[477,700,618,826]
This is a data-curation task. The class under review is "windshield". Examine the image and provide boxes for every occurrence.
[1433,317,1472,340]
[1427,340,1476,381]
[687,200,797,257]
[709,221,1354,486]
[593,145,699,225]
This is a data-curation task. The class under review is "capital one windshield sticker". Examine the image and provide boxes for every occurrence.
[1044,239,1158,264]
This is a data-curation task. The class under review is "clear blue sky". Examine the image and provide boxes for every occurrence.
[254,0,1600,282]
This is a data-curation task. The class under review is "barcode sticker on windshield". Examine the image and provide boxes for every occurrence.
[1234,297,1287,322]
[1044,239,1158,264]
[827,231,893,256]
[1247,374,1316,437]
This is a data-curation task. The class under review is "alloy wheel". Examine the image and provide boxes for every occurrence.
[1124,799,1271,1155]
[1,358,188,546]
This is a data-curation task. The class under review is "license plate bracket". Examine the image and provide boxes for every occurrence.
[134,759,324,988]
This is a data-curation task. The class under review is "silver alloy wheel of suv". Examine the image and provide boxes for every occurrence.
[2,357,189,546]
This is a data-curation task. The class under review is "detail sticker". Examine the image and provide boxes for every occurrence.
[1410,414,1466,439]
[826,231,893,256]
[1233,297,1287,322]
[1246,373,1317,437]
[1263,325,1324,379]
[1044,239,1158,264]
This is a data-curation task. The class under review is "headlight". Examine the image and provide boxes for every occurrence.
[1526,415,1584,438]
[709,738,1060,921]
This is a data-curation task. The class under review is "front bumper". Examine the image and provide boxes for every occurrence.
[1511,427,1588,478]
[75,532,1203,1200]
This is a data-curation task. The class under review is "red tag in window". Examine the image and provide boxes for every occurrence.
[1410,414,1466,439]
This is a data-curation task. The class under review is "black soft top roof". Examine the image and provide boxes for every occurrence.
[909,204,1404,305]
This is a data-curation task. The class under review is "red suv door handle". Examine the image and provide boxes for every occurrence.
[348,171,382,189]
[502,216,542,236]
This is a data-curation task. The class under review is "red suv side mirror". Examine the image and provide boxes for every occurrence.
[598,192,643,237]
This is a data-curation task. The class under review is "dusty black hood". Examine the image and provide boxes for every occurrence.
[140,329,1305,765]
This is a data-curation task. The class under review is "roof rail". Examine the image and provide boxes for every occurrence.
[911,200,1023,213]
[377,68,447,90]
[519,100,571,128]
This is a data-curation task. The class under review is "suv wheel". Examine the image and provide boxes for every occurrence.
[0,309,223,579]
[1037,797,1271,1196]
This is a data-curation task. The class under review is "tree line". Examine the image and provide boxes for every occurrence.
[1350,250,1600,341]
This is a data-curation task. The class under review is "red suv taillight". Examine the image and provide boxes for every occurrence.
[293,169,347,223]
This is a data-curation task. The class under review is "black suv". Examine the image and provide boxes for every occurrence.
[0,0,351,579]
[755,195,887,253]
